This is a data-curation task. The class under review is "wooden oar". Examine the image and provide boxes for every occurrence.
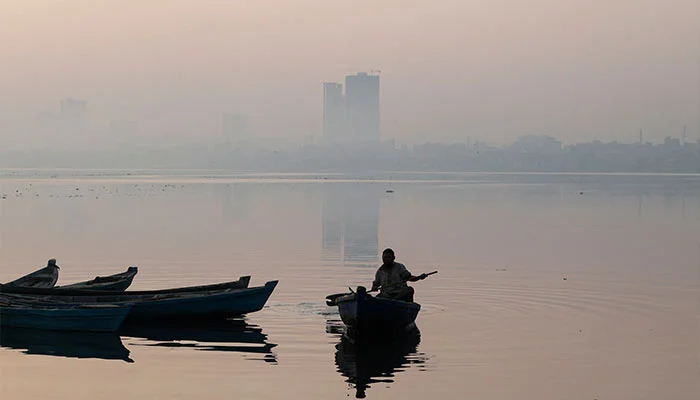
[325,270,438,306]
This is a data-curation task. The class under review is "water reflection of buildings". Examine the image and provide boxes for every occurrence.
[322,184,381,264]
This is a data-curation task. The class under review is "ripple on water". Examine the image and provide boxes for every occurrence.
[461,277,668,321]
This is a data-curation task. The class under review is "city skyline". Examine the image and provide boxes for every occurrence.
[3,80,698,153]
[2,1,698,151]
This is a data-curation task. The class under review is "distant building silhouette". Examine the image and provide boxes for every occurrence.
[664,136,682,151]
[344,72,380,146]
[322,72,381,148]
[222,113,250,149]
[323,83,344,145]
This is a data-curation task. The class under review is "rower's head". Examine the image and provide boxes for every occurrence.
[382,248,395,265]
[47,258,59,269]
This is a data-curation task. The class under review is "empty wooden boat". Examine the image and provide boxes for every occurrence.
[1,278,276,323]
[3,260,60,289]
[56,266,138,291]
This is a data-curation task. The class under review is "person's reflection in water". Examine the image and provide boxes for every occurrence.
[0,327,133,362]
[329,320,427,398]
[119,318,278,364]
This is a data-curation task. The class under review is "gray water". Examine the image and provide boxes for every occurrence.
[1,170,698,399]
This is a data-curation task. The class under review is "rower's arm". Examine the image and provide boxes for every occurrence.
[407,273,428,282]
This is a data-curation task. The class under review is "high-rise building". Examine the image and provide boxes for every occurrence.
[222,113,250,148]
[323,82,344,145]
[344,72,380,145]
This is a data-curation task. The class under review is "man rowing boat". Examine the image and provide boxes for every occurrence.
[371,248,428,302]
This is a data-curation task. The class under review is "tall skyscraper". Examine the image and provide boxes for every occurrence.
[323,82,344,145]
[344,72,380,145]
[222,113,250,148]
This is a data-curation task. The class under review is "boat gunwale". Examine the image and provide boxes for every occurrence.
[0,275,252,297]
[0,280,277,306]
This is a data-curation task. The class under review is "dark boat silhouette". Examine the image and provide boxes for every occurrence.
[4,262,137,291]
[57,266,138,291]
[0,277,277,323]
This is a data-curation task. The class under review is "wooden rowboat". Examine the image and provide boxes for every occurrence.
[56,266,138,291]
[331,286,421,338]
[0,297,131,332]
[119,280,278,323]
[0,278,275,323]
[3,263,60,289]
[4,263,138,291]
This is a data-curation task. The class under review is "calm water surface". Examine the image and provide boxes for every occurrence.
[0,171,698,399]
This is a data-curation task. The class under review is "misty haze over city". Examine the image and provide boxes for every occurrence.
[2,3,700,400]
[1,0,698,162]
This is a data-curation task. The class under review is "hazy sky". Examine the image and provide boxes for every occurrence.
[0,0,698,149]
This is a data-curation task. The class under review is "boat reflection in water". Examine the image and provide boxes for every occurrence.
[327,319,428,398]
[119,318,278,364]
[0,326,133,362]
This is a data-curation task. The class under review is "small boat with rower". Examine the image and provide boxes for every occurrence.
[326,270,437,339]
[328,286,421,339]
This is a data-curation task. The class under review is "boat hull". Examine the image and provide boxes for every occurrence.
[1,280,277,324]
[336,286,420,338]
[125,280,279,322]
[0,304,131,332]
